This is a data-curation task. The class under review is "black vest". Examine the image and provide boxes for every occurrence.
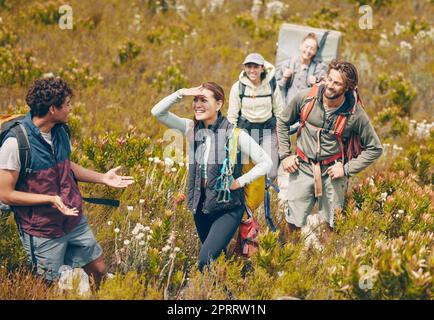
[187,115,244,214]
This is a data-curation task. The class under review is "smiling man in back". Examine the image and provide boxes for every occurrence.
[0,77,134,287]
[277,60,383,241]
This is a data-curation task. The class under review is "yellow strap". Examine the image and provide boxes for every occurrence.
[229,127,241,165]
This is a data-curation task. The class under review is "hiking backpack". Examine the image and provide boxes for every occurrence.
[238,76,277,107]
[295,85,366,165]
[229,128,277,232]
[0,114,119,212]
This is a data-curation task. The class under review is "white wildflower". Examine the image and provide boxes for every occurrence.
[380,192,388,202]
[398,210,404,215]
[132,222,145,235]
[144,226,151,232]
[139,199,145,205]
[265,1,286,19]
[162,245,171,253]
[153,157,161,164]
[399,41,412,60]
[379,33,389,47]
[208,0,224,13]
[135,233,145,240]
[394,22,404,36]
[114,228,120,234]
[124,240,130,246]
[368,177,375,188]
[174,247,180,253]
[277,271,285,278]
[400,41,412,50]
[171,167,177,173]
[164,157,174,168]
[139,240,145,246]
[127,206,134,212]
[107,221,113,226]
[148,157,154,162]
[251,0,262,19]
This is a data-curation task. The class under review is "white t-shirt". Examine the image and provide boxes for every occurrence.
[0,132,53,171]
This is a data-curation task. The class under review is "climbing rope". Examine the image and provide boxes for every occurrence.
[214,131,236,203]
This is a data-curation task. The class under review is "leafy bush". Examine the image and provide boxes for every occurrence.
[329,231,434,299]
[0,45,44,86]
[29,1,61,25]
[117,41,142,65]
[58,58,103,88]
[377,73,417,116]
[152,64,189,93]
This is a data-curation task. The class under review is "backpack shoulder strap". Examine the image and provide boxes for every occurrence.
[10,124,32,183]
[300,85,320,123]
[238,81,247,120]
[229,127,241,166]
[238,81,247,106]
[269,76,277,94]
[297,85,321,137]
[306,61,316,86]
[334,89,362,137]
[269,76,277,111]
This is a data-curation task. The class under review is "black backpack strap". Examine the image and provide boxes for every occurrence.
[269,76,277,94]
[238,81,247,121]
[82,197,120,207]
[238,81,247,104]
[269,76,277,110]
[10,124,32,183]
[318,31,330,55]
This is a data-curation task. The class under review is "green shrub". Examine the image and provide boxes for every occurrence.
[117,41,142,65]
[0,214,27,270]
[152,64,189,93]
[377,73,417,116]
[329,231,434,299]
[58,58,103,88]
[0,45,44,86]
[29,1,61,25]
[0,24,18,46]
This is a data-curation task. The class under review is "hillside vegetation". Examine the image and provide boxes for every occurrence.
[0,0,433,300]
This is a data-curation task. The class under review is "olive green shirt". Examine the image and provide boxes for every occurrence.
[276,85,383,177]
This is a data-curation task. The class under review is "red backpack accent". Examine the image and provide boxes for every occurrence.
[235,209,260,257]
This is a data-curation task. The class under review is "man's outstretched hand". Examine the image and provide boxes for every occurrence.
[102,166,135,188]
[52,195,79,216]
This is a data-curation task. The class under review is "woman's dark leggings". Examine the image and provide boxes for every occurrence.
[194,201,244,272]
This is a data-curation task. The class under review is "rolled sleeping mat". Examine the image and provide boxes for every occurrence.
[275,23,342,70]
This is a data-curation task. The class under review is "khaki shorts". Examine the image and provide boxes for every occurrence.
[278,162,348,228]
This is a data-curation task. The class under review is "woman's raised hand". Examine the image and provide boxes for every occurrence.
[283,68,293,79]
[181,86,203,96]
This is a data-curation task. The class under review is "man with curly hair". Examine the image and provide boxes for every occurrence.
[0,77,134,288]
